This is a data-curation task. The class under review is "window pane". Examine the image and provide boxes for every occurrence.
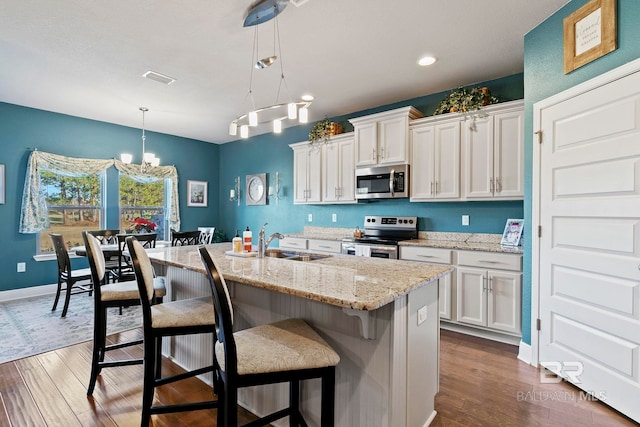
[39,172,103,252]
[119,176,167,239]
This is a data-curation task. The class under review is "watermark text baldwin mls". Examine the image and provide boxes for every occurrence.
[517,390,607,402]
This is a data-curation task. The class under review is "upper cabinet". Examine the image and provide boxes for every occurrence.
[462,100,524,200]
[291,142,322,204]
[322,133,356,203]
[290,133,357,205]
[349,106,423,167]
[410,116,461,200]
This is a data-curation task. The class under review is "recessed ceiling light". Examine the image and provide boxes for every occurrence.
[301,94,314,101]
[417,56,437,67]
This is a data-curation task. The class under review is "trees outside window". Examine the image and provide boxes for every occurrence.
[39,171,103,252]
[119,176,167,240]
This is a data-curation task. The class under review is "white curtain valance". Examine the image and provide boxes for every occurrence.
[19,150,180,233]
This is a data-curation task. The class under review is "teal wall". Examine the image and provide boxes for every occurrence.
[522,0,640,344]
[216,74,525,241]
[0,103,220,291]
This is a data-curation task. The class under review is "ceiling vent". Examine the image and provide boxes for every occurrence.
[142,70,176,85]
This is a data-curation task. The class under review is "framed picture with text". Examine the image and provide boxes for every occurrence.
[563,0,616,74]
[187,180,207,207]
[501,219,524,247]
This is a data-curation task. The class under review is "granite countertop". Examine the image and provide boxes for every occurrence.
[146,243,453,311]
[283,227,523,254]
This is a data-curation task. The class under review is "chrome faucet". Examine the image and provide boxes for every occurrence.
[257,222,284,257]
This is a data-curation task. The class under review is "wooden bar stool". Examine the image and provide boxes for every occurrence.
[127,237,218,426]
[82,231,166,396]
[199,246,340,427]
[50,233,93,318]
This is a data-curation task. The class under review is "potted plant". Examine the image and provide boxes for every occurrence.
[433,86,499,115]
[308,118,343,147]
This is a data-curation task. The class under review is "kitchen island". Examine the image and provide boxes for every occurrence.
[146,243,453,427]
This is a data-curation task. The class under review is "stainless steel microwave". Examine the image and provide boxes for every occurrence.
[355,164,409,199]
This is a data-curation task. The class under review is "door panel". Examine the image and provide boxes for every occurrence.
[538,68,640,423]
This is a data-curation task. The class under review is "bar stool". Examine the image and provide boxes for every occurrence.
[127,237,218,426]
[82,231,166,396]
[171,230,202,246]
[198,246,340,427]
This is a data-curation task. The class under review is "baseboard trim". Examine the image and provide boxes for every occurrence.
[0,284,57,302]
[440,322,520,346]
[518,340,533,365]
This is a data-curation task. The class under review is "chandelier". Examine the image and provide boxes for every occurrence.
[229,0,313,139]
[120,107,160,172]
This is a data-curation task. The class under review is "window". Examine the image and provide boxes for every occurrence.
[39,171,104,252]
[119,175,168,240]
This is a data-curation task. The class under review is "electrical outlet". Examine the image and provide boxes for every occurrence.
[417,305,428,325]
[17,262,26,273]
[332,213,337,222]
[462,215,470,226]
[308,214,313,222]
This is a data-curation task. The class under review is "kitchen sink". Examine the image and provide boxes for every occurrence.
[264,249,331,262]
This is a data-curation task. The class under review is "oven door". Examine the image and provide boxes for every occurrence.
[341,242,398,259]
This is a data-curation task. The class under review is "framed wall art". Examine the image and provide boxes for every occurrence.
[563,0,616,74]
[187,180,208,207]
[501,218,524,247]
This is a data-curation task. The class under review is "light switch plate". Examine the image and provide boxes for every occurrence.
[308,214,313,222]
[17,262,26,273]
[417,305,428,325]
[462,215,470,226]
[332,213,337,222]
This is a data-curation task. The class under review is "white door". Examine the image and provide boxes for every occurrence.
[494,109,524,199]
[434,120,461,199]
[456,266,487,327]
[410,125,435,199]
[463,115,494,198]
[487,270,521,334]
[537,68,640,423]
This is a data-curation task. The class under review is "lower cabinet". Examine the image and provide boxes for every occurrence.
[456,251,522,335]
[400,246,522,340]
[398,246,454,320]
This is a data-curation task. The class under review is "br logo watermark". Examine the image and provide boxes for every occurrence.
[539,361,583,384]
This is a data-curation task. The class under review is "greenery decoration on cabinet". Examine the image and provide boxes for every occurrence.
[308,118,343,148]
[433,86,499,115]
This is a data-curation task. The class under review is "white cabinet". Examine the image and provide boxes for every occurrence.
[456,251,522,335]
[291,142,321,204]
[307,239,342,254]
[399,246,454,320]
[462,100,524,200]
[410,118,460,200]
[349,106,423,167]
[279,237,308,251]
[322,134,356,203]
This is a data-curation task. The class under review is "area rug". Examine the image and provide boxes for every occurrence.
[0,293,142,364]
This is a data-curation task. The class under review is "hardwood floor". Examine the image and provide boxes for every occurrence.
[0,328,636,426]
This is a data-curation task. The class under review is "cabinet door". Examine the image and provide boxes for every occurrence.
[354,121,377,166]
[338,137,355,201]
[456,266,487,327]
[434,121,461,199]
[463,115,494,199]
[439,274,452,320]
[322,142,340,202]
[322,137,355,203]
[487,270,521,334]
[410,125,435,199]
[378,115,408,165]
[306,148,322,203]
[493,109,524,199]
[293,146,321,204]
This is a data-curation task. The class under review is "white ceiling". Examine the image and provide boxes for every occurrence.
[0,0,569,144]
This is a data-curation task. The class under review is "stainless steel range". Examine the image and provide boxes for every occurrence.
[341,215,418,259]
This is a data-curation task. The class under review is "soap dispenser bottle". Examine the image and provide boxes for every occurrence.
[232,230,242,253]
[243,226,252,253]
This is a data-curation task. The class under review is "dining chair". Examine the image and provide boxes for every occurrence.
[87,229,121,278]
[82,231,167,396]
[171,230,202,246]
[199,246,340,427]
[198,226,216,245]
[113,233,157,281]
[127,237,218,426]
[50,233,93,318]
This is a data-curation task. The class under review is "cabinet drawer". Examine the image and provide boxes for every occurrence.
[457,250,521,271]
[279,237,308,250]
[308,239,342,254]
[399,246,453,264]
